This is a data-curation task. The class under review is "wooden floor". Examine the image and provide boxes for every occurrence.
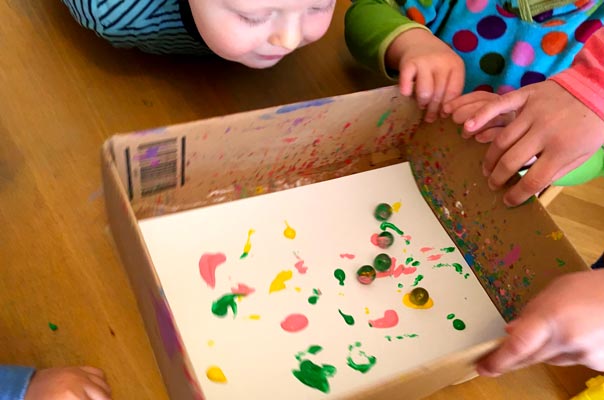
[0,0,602,399]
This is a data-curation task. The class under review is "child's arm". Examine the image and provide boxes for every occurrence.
[345,0,464,122]
[444,29,604,206]
[476,270,604,376]
[24,366,111,399]
[0,365,35,400]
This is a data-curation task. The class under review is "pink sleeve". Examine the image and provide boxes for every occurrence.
[550,27,604,120]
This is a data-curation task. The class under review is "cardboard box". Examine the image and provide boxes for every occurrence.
[102,85,587,399]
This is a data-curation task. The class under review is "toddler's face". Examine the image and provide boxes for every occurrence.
[189,0,335,68]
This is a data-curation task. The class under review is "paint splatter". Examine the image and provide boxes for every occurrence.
[294,260,308,274]
[385,334,419,341]
[48,322,58,332]
[334,269,346,286]
[411,275,424,287]
[440,247,456,253]
[556,258,566,267]
[207,340,215,347]
[364,307,370,314]
[547,231,564,240]
[247,315,261,320]
[380,221,404,235]
[433,263,464,275]
[281,314,309,332]
[211,294,243,318]
[377,110,392,127]
[392,202,401,212]
[500,245,521,268]
[284,221,296,239]
[368,310,399,328]
[340,253,355,259]
[427,254,443,261]
[338,310,355,326]
[447,314,466,330]
[402,293,434,309]
[420,247,434,253]
[240,229,255,259]
[308,288,322,304]
[199,253,227,289]
[346,342,376,373]
[206,366,227,383]
[269,270,293,293]
[293,346,336,394]
[231,283,255,295]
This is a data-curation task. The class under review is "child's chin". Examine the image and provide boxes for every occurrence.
[239,57,283,69]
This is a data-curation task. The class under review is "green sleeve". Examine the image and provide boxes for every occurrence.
[344,0,429,79]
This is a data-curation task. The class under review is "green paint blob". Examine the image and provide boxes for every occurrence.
[380,221,404,235]
[292,345,336,394]
[377,110,392,127]
[338,309,355,326]
[385,335,392,341]
[464,273,470,279]
[441,247,456,253]
[346,342,377,374]
[447,313,455,320]
[240,252,249,259]
[334,269,346,286]
[556,258,566,267]
[211,294,241,318]
[308,289,321,305]
[397,283,404,288]
[453,319,466,330]
[405,257,413,265]
[452,263,463,274]
[48,322,58,332]
[411,275,424,287]
[411,260,420,267]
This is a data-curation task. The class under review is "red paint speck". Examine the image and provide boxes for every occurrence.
[231,283,255,295]
[199,253,227,289]
[339,254,355,259]
[280,314,308,333]
[427,254,443,261]
[420,247,434,253]
[294,260,308,274]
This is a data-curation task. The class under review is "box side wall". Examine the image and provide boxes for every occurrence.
[406,119,588,321]
[101,143,204,400]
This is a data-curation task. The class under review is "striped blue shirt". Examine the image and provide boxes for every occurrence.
[61,0,212,55]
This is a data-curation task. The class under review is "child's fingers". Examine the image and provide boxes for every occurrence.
[476,315,552,377]
[414,67,434,109]
[424,70,447,122]
[500,150,559,207]
[80,366,105,378]
[85,383,112,400]
[88,374,112,395]
[443,90,492,114]
[475,127,504,143]
[440,68,465,117]
[399,62,418,97]
[482,116,531,178]
[465,90,527,132]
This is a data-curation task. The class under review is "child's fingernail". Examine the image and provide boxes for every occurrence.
[466,119,475,129]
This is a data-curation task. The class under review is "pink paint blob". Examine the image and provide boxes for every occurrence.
[340,253,355,259]
[283,137,297,143]
[231,283,255,296]
[403,235,412,242]
[402,266,417,275]
[427,254,443,261]
[369,310,399,328]
[501,245,521,268]
[420,247,434,253]
[370,233,379,246]
[294,260,308,274]
[392,265,404,278]
[280,314,309,332]
[198,253,227,289]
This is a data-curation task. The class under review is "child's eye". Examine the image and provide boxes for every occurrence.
[309,0,335,13]
[238,14,270,26]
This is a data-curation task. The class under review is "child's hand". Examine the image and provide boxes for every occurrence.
[386,29,465,123]
[477,270,604,376]
[25,366,111,400]
[444,91,516,143]
[456,81,604,206]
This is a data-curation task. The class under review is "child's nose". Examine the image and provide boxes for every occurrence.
[269,18,302,50]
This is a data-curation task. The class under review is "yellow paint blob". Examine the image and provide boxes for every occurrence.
[403,293,434,309]
[392,201,402,212]
[248,314,261,320]
[283,221,296,239]
[547,231,564,240]
[206,366,227,383]
[338,292,345,296]
[269,270,293,293]
[294,287,302,292]
[207,340,215,347]
[255,186,264,194]
[242,229,255,255]
[364,307,370,315]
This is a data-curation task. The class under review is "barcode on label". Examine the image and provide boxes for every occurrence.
[137,139,178,196]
